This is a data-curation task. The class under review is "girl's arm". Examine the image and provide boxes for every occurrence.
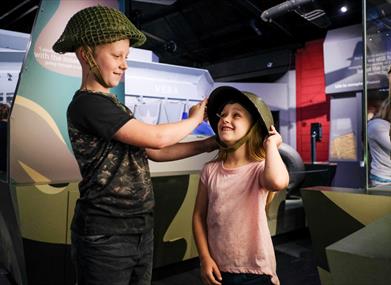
[193,181,222,285]
[374,123,391,151]
[146,136,217,162]
[261,125,289,191]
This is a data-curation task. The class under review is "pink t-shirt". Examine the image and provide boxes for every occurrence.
[201,160,279,285]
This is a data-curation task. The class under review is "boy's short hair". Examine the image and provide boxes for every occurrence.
[53,5,146,53]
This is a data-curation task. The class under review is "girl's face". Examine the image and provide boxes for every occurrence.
[93,39,129,88]
[217,102,253,146]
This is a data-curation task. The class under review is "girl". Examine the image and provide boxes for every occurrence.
[193,86,289,285]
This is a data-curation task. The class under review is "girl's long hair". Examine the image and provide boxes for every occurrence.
[377,97,391,123]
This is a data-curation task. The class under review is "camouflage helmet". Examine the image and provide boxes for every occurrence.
[207,86,274,137]
[53,5,146,53]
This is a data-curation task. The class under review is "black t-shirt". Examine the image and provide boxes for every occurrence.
[67,90,154,235]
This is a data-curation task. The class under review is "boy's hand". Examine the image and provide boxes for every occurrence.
[263,125,282,148]
[189,99,208,123]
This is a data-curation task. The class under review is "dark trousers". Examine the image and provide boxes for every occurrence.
[221,272,273,285]
[71,230,153,285]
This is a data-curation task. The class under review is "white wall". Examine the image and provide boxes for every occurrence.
[276,70,297,149]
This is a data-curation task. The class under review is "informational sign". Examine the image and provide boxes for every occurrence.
[324,24,391,94]
[366,30,391,89]
[324,25,363,94]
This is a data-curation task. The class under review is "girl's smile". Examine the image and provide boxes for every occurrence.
[217,103,253,146]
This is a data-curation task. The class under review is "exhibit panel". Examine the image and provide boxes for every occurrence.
[0,29,29,183]
[1,1,379,285]
[300,2,391,285]
[0,25,31,285]
[0,12,301,285]
[323,24,366,188]
[326,213,391,285]
[1,1,126,284]
[301,187,391,285]
[365,0,391,190]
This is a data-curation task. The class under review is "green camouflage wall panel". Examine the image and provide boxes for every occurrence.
[10,0,124,184]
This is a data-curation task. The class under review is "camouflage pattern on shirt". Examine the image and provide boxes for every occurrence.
[68,90,154,235]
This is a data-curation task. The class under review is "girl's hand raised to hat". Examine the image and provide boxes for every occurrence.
[189,98,208,123]
[263,125,282,148]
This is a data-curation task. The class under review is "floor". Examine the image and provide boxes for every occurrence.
[152,228,321,285]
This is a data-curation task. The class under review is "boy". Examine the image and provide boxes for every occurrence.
[53,5,216,285]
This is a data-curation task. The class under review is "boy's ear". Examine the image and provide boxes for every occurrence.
[75,47,88,64]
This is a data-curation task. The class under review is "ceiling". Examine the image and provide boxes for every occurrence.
[1,0,362,81]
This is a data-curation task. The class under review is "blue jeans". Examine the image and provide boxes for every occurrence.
[71,230,153,285]
[221,272,273,285]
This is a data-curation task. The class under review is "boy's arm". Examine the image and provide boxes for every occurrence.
[261,126,289,191]
[113,99,207,149]
[146,136,217,162]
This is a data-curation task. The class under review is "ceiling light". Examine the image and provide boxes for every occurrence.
[340,6,348,13]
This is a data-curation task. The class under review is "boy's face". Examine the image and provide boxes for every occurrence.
[93,39,130,88]
[217,103,253,146]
